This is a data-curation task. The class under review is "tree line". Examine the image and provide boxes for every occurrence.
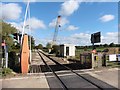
[76,43,120,49]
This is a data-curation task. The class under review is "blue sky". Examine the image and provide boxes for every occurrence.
[1,0,119,46]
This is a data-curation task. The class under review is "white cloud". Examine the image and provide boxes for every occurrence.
[71,33,90,39]
[35,37,52,46]
[25,17,46,29]
[101,32,119,44]
[57,33,91,46]
[106,32,118,37]
[71,33,91,45]
[99,14,115,22]
[8,22,31,33]
[58,0,80,16]
[8,17,46,33]
[33,31,119,46]
[49,0,81,31]
[66,25,79,31]
[57,32,119,46]
[49,17,69,28]
[1,3,22,20]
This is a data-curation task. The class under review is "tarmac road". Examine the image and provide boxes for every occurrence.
[45,69,117,89]
[1,68,119,89]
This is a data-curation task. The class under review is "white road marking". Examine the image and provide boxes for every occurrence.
[2,76,46,81]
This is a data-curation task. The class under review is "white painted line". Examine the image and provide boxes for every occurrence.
[3,77,29,80]
[46,73,76,78]
[108,68,119,71]
[3,76,46,81]
[94,70,102,73]
[74,69,93,72]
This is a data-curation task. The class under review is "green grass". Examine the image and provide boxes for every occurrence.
[75,47,118,59]
[75,48,91,59]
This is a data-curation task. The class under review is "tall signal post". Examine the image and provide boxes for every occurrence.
[52,15,61,45]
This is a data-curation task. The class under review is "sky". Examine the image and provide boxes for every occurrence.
[1,0,119,46]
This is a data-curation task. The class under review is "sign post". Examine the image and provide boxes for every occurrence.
[5,45,8,68]
[91,32,101,69]
[1,40,8,68]
[91,50,97,69]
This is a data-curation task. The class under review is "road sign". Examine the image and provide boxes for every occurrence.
[91,32,101,43]
[109,54,116,61]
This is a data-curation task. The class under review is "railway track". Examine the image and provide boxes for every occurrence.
[38,50,68,90]
[37,50,117,90]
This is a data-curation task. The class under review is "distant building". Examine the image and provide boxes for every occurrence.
[60,44,75,57]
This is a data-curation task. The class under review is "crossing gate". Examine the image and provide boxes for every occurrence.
[80,53,92,68]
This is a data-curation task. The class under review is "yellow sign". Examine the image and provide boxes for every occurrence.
[96,56,99,60]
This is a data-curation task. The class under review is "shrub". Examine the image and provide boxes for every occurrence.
[8,51,20,72]
[2,68,13,76]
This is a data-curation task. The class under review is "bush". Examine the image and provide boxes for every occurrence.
[2,68,13,76]
[8,51,20,72]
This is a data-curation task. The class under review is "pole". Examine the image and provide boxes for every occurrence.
[5,44,8,68]
[5,52,8,68]
[28,3,32,63]
[21,1,30,45]
[92,52,95,69]
[92,34,95,69]
[18,33,19,43]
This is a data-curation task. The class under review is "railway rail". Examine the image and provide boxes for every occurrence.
[37,50,117,90]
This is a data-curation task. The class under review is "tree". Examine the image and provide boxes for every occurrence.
[83,46,87,51]
[28,36,35,50]
[109,43,115,47]
[35,44,43,49]
[46,42,52,49]
[116,44,120,47]
[100,44,103,47]
[103,44,108,47]
[2,21,17,36]
[50,45,60,56]
[2,21,17,51]
[38,44,43,49]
